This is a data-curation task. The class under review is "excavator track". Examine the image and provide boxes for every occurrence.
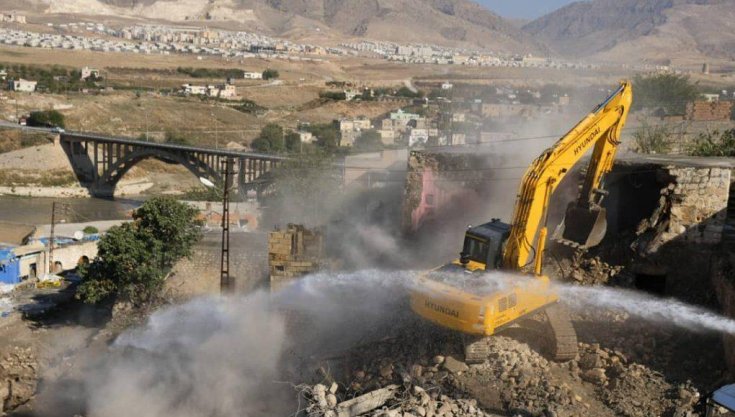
[463,335,494,364]
[544,304,578,362]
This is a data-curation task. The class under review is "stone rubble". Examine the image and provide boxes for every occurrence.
[0,346,37,414]
[301,325,707,417]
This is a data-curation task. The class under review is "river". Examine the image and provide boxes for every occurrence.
[0,196,145,224]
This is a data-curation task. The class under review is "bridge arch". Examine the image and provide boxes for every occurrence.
[100,148,224,192]
[59,132,286,198]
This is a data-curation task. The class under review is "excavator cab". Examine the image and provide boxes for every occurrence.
[458,220,511,272]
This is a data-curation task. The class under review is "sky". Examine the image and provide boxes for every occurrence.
[477,0,578,20]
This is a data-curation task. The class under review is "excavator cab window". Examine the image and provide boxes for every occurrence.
[463,220,511,270]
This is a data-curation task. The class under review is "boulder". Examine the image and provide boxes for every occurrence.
[443,356,469,374]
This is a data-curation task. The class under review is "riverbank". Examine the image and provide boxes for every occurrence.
[0,179,154,199]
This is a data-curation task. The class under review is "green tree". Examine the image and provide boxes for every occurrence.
[251,123,285,153]
[308,123,339,150]
[633,73,699,115]
[132,197,202,267]
[262,68,280,80]
[396,86,423,98]
[27,110,65,129]
[355,129,383,151]
[77,223,164,305]
[251,136,272,152]
[285,131,301,152]
[77,197,201,306]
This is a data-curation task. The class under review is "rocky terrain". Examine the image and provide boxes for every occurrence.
[523,0,735,64]
[7,0,540,52]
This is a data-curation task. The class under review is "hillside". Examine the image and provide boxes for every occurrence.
[523,0,735,64]
[19,0,542,53]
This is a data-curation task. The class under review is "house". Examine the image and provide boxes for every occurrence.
[212,83,237,98]
[243,71,263,80]
[339,117,372,147]
[1,13,26,24]
[181,84,208,95]
[408,129,429,147]
[379,129,396,145]
[9,79,37,93]
[298,131,314,144]
[80,66,100,80]
[0,69,6,81]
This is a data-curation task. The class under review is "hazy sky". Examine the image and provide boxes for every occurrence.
[477,0,578,19]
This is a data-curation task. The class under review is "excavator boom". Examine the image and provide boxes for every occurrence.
[503,81,632,269]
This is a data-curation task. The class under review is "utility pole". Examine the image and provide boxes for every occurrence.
[48,202,68,275]
[220,157,234,292]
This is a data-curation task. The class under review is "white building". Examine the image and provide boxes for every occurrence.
[243,71,263,80]
[80,66,100,80]
[9,79,36,92]
[408,129,429,147]
[181,84,208,95]
[298,131,314,143]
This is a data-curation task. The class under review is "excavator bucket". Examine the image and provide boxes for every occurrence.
[556,203,607,249]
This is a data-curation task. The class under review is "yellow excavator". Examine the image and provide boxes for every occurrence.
[410,81,633,363]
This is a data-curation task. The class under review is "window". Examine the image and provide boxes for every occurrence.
[425,194,435,205]
[499,297,508,312]
[464,237,489,264]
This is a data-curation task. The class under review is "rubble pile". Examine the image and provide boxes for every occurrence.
[301,324,710,417]
[0,346,37,413]
[574,343,699,417]
[305,382,490,417]
[563,255,625,286]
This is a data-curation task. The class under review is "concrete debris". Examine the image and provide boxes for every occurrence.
[0,346,37,413]
[300,317,712,417]
[306,382,492,417]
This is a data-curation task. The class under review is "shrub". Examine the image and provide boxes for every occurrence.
[27,110,65,129]
[262,68,280,80]
[632,124,673,154]
[688,129,735,157]
[83,226,99,234]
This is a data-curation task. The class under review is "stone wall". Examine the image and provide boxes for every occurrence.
[268,224,324,291]
[619,160,732,256]
[168,232,268,296]
[663,166,730,245]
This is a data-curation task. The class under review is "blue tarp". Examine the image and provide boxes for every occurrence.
[0,248,20,285]
[712,384,735,411]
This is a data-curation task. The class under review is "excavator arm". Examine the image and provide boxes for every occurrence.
[502,81,633,271]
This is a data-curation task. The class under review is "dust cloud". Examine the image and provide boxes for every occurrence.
[75,271,414,417]
[34,269,735,417]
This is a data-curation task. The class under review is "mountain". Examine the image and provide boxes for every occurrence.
[523,0,735,64]
[20,0,541,53]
